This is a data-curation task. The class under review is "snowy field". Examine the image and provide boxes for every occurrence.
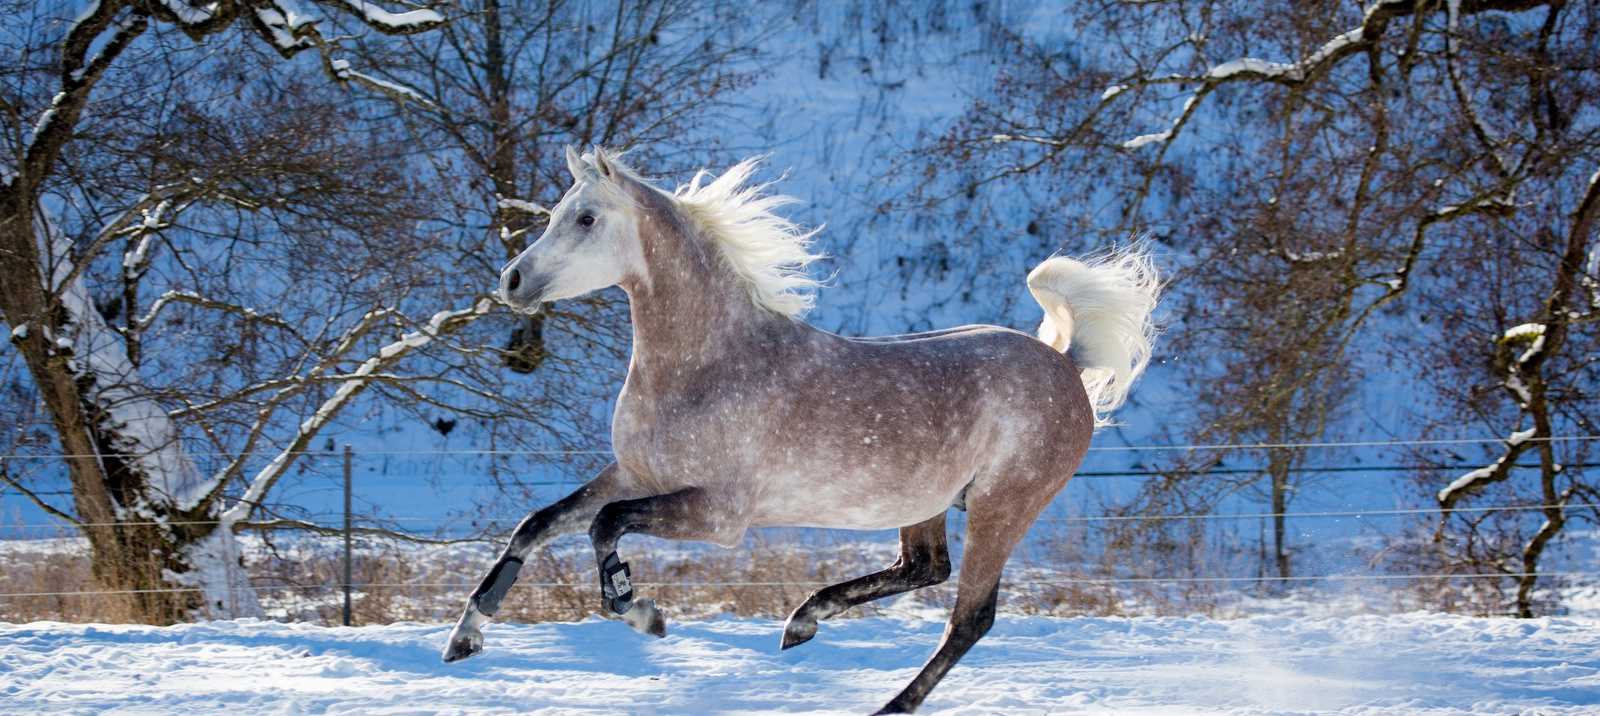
[3,612,1597,715]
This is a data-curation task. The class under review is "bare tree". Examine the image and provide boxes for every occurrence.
[913,0,1598,597]
[1425,164,1598,617]
[0,0,453,622]
[0,0,773,625]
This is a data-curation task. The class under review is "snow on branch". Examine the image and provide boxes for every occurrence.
[33,210,208,517]
[248,1,322,54]
[326,58,437,109]
[497,195,551,216]
[988,133,1068,148]
[1115,6,1378,152]
[329,0,445,32]
[154,1,221,26]
[219,298,493,524]
[44,191,195,304]
[240,518,488,545]
[1112,0,1548,152]
[1438,429,1535,508]
[1204,23,1367,84]
[1441,162,1600,514]
[133,291,293,333]
[21,8,147,186]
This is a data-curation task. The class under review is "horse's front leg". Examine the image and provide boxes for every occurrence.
[442,464,628,663]
[588,486,743,638]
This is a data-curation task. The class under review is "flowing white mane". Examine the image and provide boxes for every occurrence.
[589,150,826,318]
[673,160,826,317]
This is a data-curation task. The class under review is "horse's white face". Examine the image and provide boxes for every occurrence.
[499,150,641,312]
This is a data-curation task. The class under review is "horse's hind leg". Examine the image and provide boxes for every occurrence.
[874,486,1047,714]
[781,513,950,650]
[442,463,629,663]
[588,486,747,637]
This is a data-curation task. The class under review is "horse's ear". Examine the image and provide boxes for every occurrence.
[590,149,651,202]
[565,145,592,182]
[592,150,617,180]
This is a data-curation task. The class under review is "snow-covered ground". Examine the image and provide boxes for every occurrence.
[3,611,1597,714]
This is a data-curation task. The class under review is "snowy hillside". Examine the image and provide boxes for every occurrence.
[4,612,1598,714]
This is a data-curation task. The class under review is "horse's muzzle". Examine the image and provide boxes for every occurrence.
[499,264,545,313]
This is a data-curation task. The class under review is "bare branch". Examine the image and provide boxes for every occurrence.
[132,290,293,333]
[219,298,495,523]
[0,466,81,527]
[240,518,488,545]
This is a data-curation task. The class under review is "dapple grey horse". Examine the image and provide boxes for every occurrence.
[442,148,1160,713]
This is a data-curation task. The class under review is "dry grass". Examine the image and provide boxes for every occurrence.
[0,523,1139,627]
[5,518,1541,625]
[0,536,144,624]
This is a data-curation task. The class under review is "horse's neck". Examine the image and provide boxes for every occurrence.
[621,224,797,390]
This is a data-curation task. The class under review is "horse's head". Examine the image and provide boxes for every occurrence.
[499,147,823,318]
[499,147,649,312]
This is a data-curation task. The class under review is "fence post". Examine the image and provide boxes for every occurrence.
[343,443,353,627]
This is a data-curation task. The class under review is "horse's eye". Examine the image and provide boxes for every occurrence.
[578,213,596,227]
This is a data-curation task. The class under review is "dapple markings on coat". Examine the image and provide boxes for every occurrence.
[442,148,1161,714]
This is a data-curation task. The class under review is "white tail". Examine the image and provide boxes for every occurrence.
[1027,244,1161,428]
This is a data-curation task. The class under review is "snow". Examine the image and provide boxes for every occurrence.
[157,0,219,26]
[1207,57,1293,80]
[342,69,431,105]
[497,195,549,216]
[1121,130,1170,150]
[2,613,1597,713]
[1502,323,1545,344]
[34,213,211,514]
[336,0,443,29]
[1284,250,1340,262]
[1507,427,1538,447]
[1439,450,1515,504]
[30,92,65,146]
[253,8,305,50]
[1204,17,1366,83]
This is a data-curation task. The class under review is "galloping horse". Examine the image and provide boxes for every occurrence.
[442,148,1160,713]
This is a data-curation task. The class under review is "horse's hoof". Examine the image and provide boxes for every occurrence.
[622,598,666,638]
[441,627,484,663]
[780,615,816,650]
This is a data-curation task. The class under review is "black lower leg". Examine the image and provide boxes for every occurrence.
[784,515,949,649]
[471,556,524,617]
[826,542,950,616]
[876,582,999,715]
[599,551,634,615]
[464,491,583,616]
[588,487,711,618]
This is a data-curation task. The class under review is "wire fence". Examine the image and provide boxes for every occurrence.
[1,439,1594,617]
[0,432,1595,461]
[3,500,1596,532]
[6,571,1600,601]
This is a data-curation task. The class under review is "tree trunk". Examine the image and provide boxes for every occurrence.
[484,0,546,375]
[0,195,258,623]
[1270,462,1291,582]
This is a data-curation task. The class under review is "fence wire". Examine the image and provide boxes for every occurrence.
[3,570,1598,601]
[0,433,1595,461]
[3,500,1595,532]
[3,442,1595,609]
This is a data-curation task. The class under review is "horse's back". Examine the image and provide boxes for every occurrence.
[832,324,1094,448]
[738,324,1095,528]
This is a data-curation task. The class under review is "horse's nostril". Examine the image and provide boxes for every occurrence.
[507,269,522,293]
